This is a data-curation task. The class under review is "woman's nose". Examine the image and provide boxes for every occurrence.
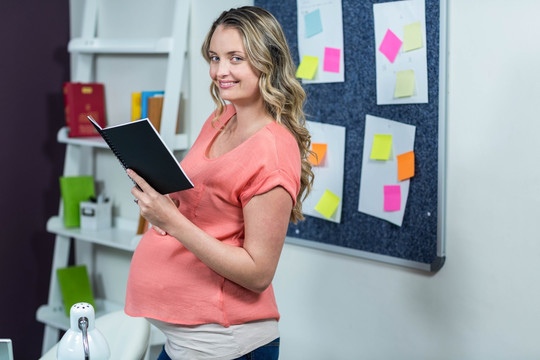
[216,61,230,76]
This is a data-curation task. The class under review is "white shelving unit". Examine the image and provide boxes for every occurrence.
[37,0,191,356]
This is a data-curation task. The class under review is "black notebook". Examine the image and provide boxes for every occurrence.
[88,116,193,194]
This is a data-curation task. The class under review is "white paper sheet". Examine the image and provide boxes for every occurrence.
[303,120,346,223]
[297,0,345,84]
[373,0,428,105]
[358,114,416,226]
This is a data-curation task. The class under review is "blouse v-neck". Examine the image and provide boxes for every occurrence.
[204,107,274,161]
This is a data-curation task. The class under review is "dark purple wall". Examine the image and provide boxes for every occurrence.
[0,1,69,359]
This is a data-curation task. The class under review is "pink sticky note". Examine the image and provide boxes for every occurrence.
[323,47,341,73]
[383,185,401,212]
[379,29,402,63]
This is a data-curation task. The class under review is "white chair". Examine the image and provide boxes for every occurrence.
[40,310,150,360]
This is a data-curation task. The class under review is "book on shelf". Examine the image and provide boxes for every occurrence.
[140,90,164,119]
[146,95,164,131]
[63,82,106,137]
[88,116,193,195]
[57,265,96,317]
[59,176,95,228]
[131,92,142,121]
[136,216,150,235]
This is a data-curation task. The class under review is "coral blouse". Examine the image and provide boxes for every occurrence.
[125,105,301,326]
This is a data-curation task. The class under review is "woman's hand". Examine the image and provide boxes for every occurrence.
[127,169,180,235]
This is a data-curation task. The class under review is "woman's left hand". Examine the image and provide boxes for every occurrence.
[127,169,180,234]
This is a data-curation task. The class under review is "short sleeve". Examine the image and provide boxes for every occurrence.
[239,123,301,207]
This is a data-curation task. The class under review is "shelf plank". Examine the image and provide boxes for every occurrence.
[68,37,173,54]
[57,127,189,151]
[57,127,108,148]
[47,216,142,252]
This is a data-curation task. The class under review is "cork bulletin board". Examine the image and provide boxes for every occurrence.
[255,0,447,271]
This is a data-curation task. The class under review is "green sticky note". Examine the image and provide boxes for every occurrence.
[59,176,95,227]
[403,21,423,52]
[370,134,393,160]
[57,265,95,317]
[314,189,340,219]
[296,55,319,79]
[394,70,415,98]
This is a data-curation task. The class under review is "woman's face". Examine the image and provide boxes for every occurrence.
[208,25,262,107]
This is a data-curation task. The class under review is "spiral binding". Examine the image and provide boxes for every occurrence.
[102,132,127,171]
[98,128,139,190]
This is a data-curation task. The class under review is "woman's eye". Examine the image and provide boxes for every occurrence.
[210,55,219,62]
[231,56,243,62]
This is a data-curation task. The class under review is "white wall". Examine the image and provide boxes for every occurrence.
[272,1,540,359]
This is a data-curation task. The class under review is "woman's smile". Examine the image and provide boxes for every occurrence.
[218,80,238,89]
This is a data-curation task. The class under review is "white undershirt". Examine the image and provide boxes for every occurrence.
[148,318,279,360]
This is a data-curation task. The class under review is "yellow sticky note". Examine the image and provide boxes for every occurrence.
[296,55,319,79]
[397,151,415,181]
[309,143,328,166]
[314,189,340,219]
[370,134,392,160]
[394,70,415,98]
[403,21,423,52]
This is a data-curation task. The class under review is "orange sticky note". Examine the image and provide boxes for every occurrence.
[397,151,415,181]
[309,143,328,166]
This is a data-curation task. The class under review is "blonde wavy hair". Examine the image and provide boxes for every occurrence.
[201,6,314,223]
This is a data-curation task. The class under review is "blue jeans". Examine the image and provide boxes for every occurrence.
[234,338,280,360]
[156,338,280,360]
